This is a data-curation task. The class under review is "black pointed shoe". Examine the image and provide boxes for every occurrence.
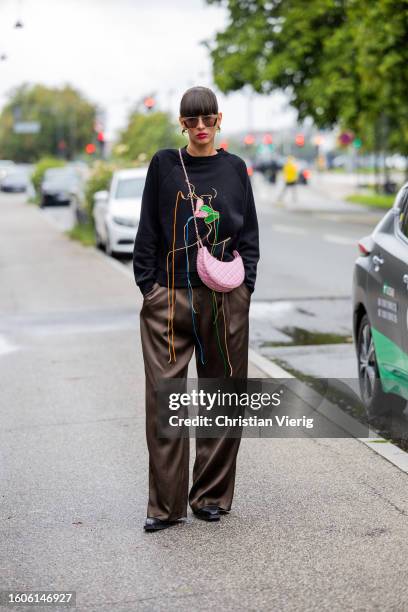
[143,517,179,532]
[193,505,221,522]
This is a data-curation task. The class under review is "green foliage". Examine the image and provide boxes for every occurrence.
[205,0,408,155]
[117,110,184,160]
[84,161,115,217]
[83,159,139,215]
[31,157,66,194]
[0,83,97,162]
[346,193,395,209]
[65,220,95,247]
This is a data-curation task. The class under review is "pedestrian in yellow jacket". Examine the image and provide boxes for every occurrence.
[277,156,299,206]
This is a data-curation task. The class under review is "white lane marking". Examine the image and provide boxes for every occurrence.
[274,224,356,246]
[273,224,307,235]
[323,234,357,246]
[0,335,18,356]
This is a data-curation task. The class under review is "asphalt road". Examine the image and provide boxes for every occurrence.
[2,193,408,611]
[252,173,384,301]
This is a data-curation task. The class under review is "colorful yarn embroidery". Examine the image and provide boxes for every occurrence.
[166,182,233,376]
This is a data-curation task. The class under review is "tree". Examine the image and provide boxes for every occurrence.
[204,0,408,158]
[0,83,97,162]
[117,107,184,161]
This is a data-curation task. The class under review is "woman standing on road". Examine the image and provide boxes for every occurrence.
[132,85,260,532]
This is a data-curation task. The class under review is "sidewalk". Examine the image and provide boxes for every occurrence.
[1,194,408,611]
[253,172,386,223]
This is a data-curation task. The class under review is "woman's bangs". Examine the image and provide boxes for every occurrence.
[180,88,218,117]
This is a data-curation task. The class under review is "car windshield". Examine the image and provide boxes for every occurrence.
[46,166,79,177]
[5,173,27,181]
[48,176,75,188]
[115,177,145,199]
[44,168,78,185]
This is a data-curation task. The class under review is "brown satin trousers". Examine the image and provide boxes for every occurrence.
[139,280,251,521]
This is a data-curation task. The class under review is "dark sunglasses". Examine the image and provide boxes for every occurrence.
[181,114,218,129]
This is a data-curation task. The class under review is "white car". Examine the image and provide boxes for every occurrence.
[93,167,147,256]
[0,160,16,180]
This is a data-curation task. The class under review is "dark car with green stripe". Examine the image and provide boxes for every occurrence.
[352,183,408,418]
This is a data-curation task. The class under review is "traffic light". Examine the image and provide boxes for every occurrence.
[295,133,305,147]
[96,131,105,156]
[219,140,228,150]
[244,134,255,146]
[144,96,155,111]
[85,143,96,155]
[263,133,273,145]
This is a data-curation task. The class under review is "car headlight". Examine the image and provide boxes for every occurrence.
[112,216,138,227]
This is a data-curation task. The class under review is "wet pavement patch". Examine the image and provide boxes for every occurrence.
[261,326,353,348]
[271,357,367,420]
[250,297,353,349]
[271,357,408,454]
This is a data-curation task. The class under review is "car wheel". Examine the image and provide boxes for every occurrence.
[357,314,406,418]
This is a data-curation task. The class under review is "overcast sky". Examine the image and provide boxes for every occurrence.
[0,0,297,139]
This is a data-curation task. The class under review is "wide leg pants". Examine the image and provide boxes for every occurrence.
[139,281,251,521]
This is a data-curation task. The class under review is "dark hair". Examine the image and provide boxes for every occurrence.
[179,86,218,117]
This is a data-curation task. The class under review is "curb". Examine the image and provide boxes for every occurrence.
[249,347,408,475]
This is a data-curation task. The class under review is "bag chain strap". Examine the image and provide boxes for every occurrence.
[178,148,204,248]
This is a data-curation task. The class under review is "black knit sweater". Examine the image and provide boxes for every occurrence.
[132,145,260,296]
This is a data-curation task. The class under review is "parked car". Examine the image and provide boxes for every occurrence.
[352,182,408,419]
[92,167,147,256]
[40,167,81,207]
[0,169,32,193]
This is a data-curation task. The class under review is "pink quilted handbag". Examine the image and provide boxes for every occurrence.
[178,148,245,292]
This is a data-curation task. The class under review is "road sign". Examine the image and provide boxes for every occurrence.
[13,121,41,134]
[338,131,354,146]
